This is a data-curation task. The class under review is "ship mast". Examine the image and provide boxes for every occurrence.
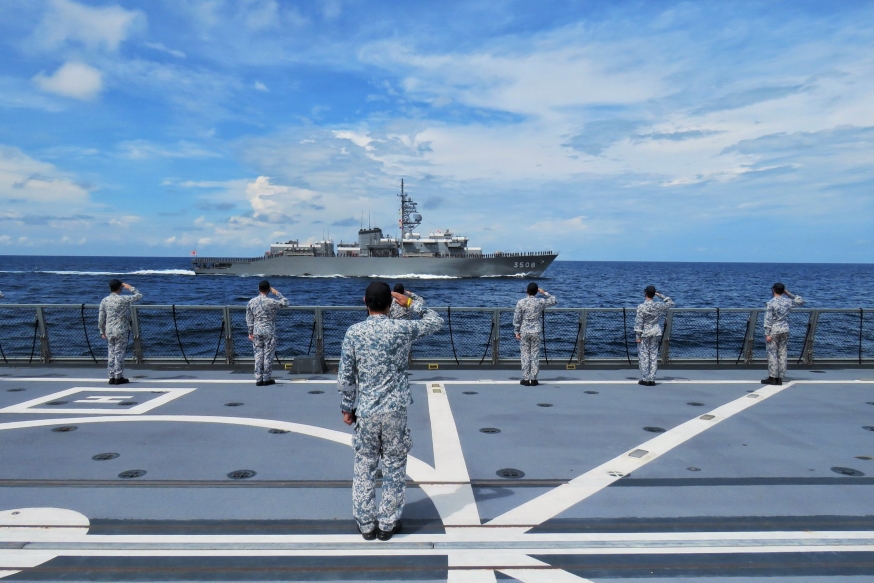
[397,179,422,242]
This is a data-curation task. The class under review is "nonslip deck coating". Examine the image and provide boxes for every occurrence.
[0,366,872,582]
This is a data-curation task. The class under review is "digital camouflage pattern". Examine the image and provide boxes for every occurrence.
[337,297,442,417]
[98,286,142,380]
[338,295,442,532]
[764,293,804,335]
[635,295,673,382]
[98,286,142,339]
[352,410,412,532]
[245,292,289,337]
[246,291,288,382]
[513,293,556,336]
[634,295,674,340]
[388,292,420,320]
[514,292,556,381]
[638,336,660,382]
[767,333,789,378]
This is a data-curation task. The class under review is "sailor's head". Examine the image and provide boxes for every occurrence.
[393,283,405,294]
[772,282,785,295]
[365,281,392,313]
[526,282,538,296]
[644,285,656,299]
[259,280,271,294]
[109,279,123,293]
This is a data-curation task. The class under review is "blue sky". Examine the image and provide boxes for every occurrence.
[1,0,873,262]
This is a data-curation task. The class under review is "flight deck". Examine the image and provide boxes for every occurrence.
[0,366,872,581]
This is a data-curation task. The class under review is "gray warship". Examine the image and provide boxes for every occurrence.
[192,181,558,277]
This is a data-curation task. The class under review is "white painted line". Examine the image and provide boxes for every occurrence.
[487,382,797,528]
[498,565,595,582]
[423,383,480,526]
[448,568,498,583]
[0,388,195,415]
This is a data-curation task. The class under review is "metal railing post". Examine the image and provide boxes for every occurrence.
[802,310,819,365]
[35,307,51,363]
[660,309,674,365]
[315,307,324,359]
[577,309,587,365]
[492,309,500,365]
[223,307,235,364]
[742,309,760,364]
[131,306,143,363]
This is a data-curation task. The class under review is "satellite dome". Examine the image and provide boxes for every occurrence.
[411,213,422,222]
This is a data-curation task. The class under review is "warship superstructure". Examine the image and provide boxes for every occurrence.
[192,181,557,277]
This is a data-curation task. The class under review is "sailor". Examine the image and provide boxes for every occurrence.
[388,283,420,320]
[634,286,674,386]
[98,279,142,385]
[246,280,288,386]
[338,282,443,541]
[513,282,557,386]
[0,290,4,299]
[762,282,804,385]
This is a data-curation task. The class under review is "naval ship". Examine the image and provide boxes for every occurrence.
[192,181,558,277]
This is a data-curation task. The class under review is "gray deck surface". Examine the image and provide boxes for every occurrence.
[0,365,872,581]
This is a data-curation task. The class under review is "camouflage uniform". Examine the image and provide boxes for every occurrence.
[634,295,674,382]
[764,293,804,379]
[0,291,4,299]
[98,286,142,379]
[513,293,557,381]
[246,292,288,382]
[388,292,420,320]
[337,296,443,533]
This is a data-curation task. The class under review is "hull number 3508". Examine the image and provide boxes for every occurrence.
[514,262,537,269]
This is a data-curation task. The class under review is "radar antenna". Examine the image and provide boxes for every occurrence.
[397,179,422,239]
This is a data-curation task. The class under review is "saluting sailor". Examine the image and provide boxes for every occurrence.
[513,282,557,386]
[246,280,288,386]
[388,283,420,320]
[634,286,674,386]
[98,279,142,385]
[762,282,804,385]
[338,282,443,541]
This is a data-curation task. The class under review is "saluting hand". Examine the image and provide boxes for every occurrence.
[270,287,280,295]
[391,292,411,306]
[538,288,546,295]
[122,283,132,290]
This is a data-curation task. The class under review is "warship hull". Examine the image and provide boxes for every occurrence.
[192,253,558,277]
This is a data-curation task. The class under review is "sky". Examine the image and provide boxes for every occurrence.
[0,0,873,262]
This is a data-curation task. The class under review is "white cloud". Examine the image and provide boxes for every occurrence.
[144,42,186,59]
[31,0,143,52]
[527,216,588,233]
[246,176,318,217]
[117,140,220,160]
[254,81,268,92]
[0,145,90,204]
[33,61,103,100]
[108,215,142,227]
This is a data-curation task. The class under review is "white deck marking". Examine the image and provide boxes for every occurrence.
[448,569,498,583]
[499,563,595,582]
[424,383,480,526]
[5,377,873,385]
[0,388,195,415]
[487,382,796,528]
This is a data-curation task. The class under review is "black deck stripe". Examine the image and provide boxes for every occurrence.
[528,514,874,533]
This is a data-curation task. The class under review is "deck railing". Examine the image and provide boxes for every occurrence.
[0,305,870,366]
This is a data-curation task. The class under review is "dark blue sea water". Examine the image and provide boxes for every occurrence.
[0,256,872,308]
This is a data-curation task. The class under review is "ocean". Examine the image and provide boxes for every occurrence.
[0,256,872,308]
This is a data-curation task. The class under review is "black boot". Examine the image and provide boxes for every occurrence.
[774,377,783,385]
[376,520,402,541]
[530,379,539,386]
[761,376,775,385]
[520,379,530,386]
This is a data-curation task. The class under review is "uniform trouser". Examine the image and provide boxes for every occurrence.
[767,332,789,379]
[106,335,127,379]
[520,332,541,380]
[638,335,660,382]
[252,334,276,381]
[352,409,412,532]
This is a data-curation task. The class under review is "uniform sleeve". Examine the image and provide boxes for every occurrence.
[0,291,4,299]
[633,306,643,340]
[245,302,254,335]
[408,297,442,340]
[543,293,557,307]
[764,303,774,335]
[274,292,289,307]
[122,287,143,303]
[337,332,358,413]
[662,296,674,308]
[791,295,804,307]
[98,299,106,335]
[513,303,522,335]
